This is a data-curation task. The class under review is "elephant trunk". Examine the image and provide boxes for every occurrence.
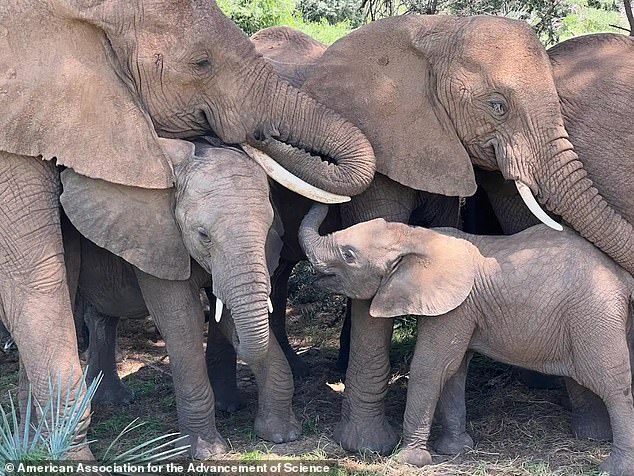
[298,205,336,269]
[220,254,271,364]
[248,69,376,197]
[535,141,634,275]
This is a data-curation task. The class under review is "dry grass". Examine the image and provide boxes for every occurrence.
[0,263,612,475]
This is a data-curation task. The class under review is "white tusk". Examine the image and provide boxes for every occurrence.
[267,297,274,314]
[515,181,563,232]
[240,143,351,204]
[214,298,224,323]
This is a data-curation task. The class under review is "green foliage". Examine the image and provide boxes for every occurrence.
[217,0,297,35]
[559,0,629,40]
[298,0,365,27]
[290,16,354,44]
[0,370,189,473]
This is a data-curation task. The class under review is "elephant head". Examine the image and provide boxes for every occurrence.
[299,205,477,318]
[1,0,375,199]
[60,139,283,363]
[300,15,634,275]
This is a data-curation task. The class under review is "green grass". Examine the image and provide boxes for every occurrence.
[560,0,629,40]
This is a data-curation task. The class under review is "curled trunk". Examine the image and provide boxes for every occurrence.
[298,204,335,269]
[536,142,634,275]
[249,69,376,197]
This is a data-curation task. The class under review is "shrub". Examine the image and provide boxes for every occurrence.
[0,370,188,473]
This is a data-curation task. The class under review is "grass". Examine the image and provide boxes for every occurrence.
[560,0,630,40]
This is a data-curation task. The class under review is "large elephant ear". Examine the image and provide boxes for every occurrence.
[60,169,192,281]
[302,16,476,197]
[0,3,178,189]
[370,228,476,318]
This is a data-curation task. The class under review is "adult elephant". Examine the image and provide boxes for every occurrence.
[296,15,634,454]
[0,0,375,456]
[473,32,634,443]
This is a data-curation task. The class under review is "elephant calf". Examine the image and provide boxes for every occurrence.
[299,205,634,475]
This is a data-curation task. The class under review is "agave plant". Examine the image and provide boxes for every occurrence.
[0,368,189,475]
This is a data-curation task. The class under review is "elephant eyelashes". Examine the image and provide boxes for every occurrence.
[488,98,508,118]
[197,227,211,242]
[341,247,357,264]
[192,57,212,71]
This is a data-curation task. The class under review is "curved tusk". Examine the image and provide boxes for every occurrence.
[267,297,274,314]
[240,143,351,204]
[214,297,224,323]
[515,181,563,232]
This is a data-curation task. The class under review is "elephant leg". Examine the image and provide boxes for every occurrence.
[399,314,474,467]
[335,173,418,454]
[270,259,309,378]
[336,299,351,372]
[565,377,612,441]
[217,311,300,443]
[434,353,474,455]
[205,289,241,413]
[18,359,37,436]
[251,330,300,443]
[83,298,134,405]
[334,299,397,454]
[135,270,228,459]
[0,154,92,459]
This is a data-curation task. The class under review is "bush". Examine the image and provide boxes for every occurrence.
[217,0,297,35]
[298,0,364,27]
[0,370,189,473]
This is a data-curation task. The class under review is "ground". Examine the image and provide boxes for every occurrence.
[0,263,612,475]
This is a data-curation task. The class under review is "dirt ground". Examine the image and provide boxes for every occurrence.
[0,263,612,475]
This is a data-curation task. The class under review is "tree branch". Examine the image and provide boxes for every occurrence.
[625,0,634,35]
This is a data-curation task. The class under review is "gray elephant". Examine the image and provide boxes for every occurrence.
[290,15,634,455]
[299,205,634,475]
[61,139,302,457]
[468,32,634,441]
[0,0,376,455]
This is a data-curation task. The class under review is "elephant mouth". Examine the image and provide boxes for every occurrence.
[313,273,342,293]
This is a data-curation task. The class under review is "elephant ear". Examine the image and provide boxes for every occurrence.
[60,168,192,281]
[0,3,178,189]
[370,228,476,318]
[302,16,476,197]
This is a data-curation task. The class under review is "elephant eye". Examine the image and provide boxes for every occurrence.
[488,97,508,118]
[192,56,212,71]
[341,247,357,264]
[197,227,211,242]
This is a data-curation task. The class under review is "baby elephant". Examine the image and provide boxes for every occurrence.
[299,204,634,476]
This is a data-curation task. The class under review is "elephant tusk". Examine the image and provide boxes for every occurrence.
[240,143,351,204]
[215,298,224,323]
[515,181,563,232]
[267,297,273,314]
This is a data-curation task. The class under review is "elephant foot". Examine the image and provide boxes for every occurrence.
[254,411,301,444]
[191,434,229,460]
[600,448,634,476]
[434,431,474,455]
[91,378,135,406]
[571,412,612,441]
[285,351,310,379]
[397,447,433,467]
[333,416,398,455]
